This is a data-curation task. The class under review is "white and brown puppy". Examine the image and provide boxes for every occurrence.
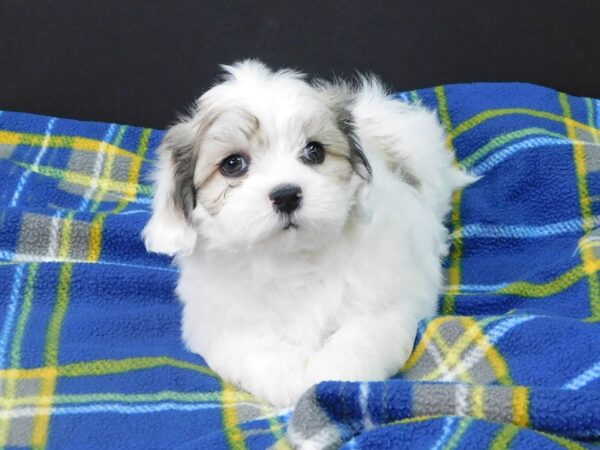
[143,60,474,407]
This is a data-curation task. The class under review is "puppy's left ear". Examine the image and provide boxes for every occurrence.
[318,82,372,183]
[142,119,198,256]
[336,108,372,183]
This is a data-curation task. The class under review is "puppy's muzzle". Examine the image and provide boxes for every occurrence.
[269,184,302,214]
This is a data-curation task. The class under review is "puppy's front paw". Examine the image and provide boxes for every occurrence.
[212,345,312,408]
[254,372,309,408]
[305,349,382,386]
[305,317,416,386]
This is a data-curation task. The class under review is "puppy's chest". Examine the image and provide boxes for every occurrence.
[245,260,346,313]
[191,255,348,344]
[256,271,346,345]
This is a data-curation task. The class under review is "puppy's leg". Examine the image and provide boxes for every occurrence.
[305,311,418,384]
[202,335,312,408]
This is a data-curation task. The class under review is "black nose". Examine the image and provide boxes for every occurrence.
[269,184,302,214]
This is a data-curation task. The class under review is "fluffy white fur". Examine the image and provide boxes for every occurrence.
[143,60,474,407]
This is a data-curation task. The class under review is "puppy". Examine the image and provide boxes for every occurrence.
[143,60,474,407]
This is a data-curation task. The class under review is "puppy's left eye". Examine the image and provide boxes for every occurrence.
[300,141,325,165]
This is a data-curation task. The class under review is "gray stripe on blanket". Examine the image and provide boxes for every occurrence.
[2,378,41,446]
[18,213,91,260]
[58,150,132,202]
[413,383,514,423]
[287,387,342,450]
[0,143,15,159]
[402,320,496,384]
[580,129,600,173]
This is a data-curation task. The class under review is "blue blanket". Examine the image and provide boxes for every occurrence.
[0,83,599,449]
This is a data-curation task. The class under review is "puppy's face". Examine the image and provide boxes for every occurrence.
[143,61,371,255]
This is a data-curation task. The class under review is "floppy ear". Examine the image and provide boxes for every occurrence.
[316,81,372,183]
[142,119,198,256]
[335,108,372,183]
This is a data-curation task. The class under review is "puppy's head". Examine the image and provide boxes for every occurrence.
[143,60,371,255]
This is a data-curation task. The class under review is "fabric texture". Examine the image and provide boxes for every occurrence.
[0,83,599,449]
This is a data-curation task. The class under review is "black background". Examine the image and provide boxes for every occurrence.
[1,0,599,128]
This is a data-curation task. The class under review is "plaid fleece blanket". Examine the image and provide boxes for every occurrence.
[0,83,599,450]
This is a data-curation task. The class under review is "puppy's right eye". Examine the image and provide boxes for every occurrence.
[219,154,250,177]
[300,141,325,165]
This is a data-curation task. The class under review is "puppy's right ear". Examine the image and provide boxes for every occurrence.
[142,119,198,256]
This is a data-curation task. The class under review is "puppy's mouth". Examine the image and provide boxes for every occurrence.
[279,214,298,231]
[282,217,298,230]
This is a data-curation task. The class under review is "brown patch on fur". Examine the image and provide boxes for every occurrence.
[300,111,364,184]
[323,152,354,183]
[192,108,262,215]
[384,158,421,189]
